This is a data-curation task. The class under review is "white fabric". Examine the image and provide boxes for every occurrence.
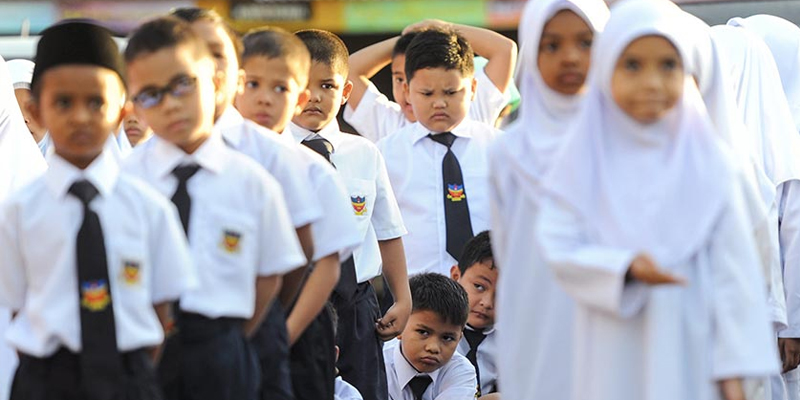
[383,339,477,400]
[377,120,497,276]
[289,121,407,283]
[455,326,497,394]
[6,59,33,90]
[218,107,323,229]
[0,150,196,357]
[122,133,305,319]
[334,376,364,400]
[344,68,507,143]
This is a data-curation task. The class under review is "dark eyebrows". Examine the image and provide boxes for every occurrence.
[416,323,434,332]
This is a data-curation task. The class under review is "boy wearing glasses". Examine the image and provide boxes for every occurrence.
[122,17,306,400]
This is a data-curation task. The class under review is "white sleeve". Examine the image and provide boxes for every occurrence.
[370,150,406,241]
[467,68,509,127]
[778,180,800,338]
[148,196,198,304]
[434,356,478,400]
[265,143,323,229]
[535,196,644,317]
[308,160,362,262]
[257,174,306,276]
[0,201,25,310]
[343,81,408,143]
[488,144,509,267]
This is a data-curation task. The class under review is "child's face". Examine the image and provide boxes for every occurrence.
[292,61,352,132]
[537,10,594,95]
[28,65,124,167]
[14,88,47,143]
[398,310,463,373]
[450,261,497,330]
[127,44,218,153]
[391,54,416,122]
[404,67,476,133]
[122,106,153,146]
[235,55,309,133]
[611,35,684,124]
[190,19,242,115]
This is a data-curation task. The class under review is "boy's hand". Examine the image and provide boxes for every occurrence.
[403,19,452,36]
[719,378,745,400]
[779,337,800,373]
[628,253,686,286]
[376,299,412,341]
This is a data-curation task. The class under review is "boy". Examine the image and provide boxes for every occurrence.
[289,28,412,400]
[235,26,363,400]
[121,107,153,146]
[0,21,195,400]
[377,28,499,277]
[123,17,306,400]
[385,273,477,400]
[345,19,516,142]
[450,231,498,397]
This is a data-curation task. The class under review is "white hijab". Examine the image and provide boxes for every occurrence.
[499,0,609,182]
[710,25,800,187]
[542,0,734,267]
[730,15,800,133]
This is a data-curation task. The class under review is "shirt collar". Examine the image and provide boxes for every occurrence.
[289,120,345,152]
[151,130,227,179]
[393,341,443,394]
[465,324,496,335]
[45,150,119,200]
[216,107,246,144]
[410,120,473,145]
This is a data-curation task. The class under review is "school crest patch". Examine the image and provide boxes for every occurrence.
[122,260,141,285]
[81,279,111,312]
[447,184,466,202]
[351,195,367,216]
[221,230,242,253]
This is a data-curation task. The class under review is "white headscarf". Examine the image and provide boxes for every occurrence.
[710,25,800,187]
[541,0,734,267]
[499,0,609,182]
[729,15,800,133]
[6,59,33,90]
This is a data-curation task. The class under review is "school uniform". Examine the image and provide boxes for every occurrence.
[43,132,130,164]
[334,377,364,400]
[456,326,497,396]
[344,67,508,143]
[535,2,778,399]
[122,132,306,400]
[290,120,407,400]
[383,339,477,400]
[377,119,497,277]
[0,150,195,400]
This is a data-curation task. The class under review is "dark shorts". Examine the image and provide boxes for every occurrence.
[290,306,336,400]
[250,302,294,400]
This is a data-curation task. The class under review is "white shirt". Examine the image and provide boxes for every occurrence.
[384,339,477,400]
[0,151,195,357]
[335,376,364,400]
[344,68,508,143]
[122,133,305,319]
[455,326,497,394]
[377,120,498,276]
[280,125,362,262]
[218,107,323,229]
[289,121,407,282]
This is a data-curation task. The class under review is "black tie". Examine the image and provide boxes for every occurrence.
[463,328,487,396]
[69,180,123,400]
[408,375,433,400]
[171,164,201,235]
[301,136,358,301]
[429,132,474,261]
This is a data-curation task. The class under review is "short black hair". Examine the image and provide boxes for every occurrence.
[392,32,418,58]
[124,16,210,64]
[404,28,474,83]
[170,7,243,67]
[295,29,349,77]
[458,231,495,274]
[241,26,310,85]
[409,273,469,327]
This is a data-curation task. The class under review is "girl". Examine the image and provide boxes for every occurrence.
[536,1,778,399]
[488,0,608,399]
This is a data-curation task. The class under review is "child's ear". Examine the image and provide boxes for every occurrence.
[450,265,461,281]
[235,68,246,96]
[213,69,226,105]
[403,81,410,97]
[116,100,132,128]
[341,79,354,105]
[26,97,42,128]
[469,77,477,101]
[294,89,311,116]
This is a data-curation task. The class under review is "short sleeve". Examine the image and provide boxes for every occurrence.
[257,174,306,276]
[0,201,26,310]
[468,68,510,127]
[343,81,408,143]
[369,150,406,240]
[267,146,324,229]
[434,355,478,400]
[148,196,198,304]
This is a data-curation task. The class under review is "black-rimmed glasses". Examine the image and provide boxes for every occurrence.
[132,76,198,109]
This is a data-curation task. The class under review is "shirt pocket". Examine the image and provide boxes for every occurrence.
[198,207,258,278]
[344,178,376,238]
[110,238,149,294]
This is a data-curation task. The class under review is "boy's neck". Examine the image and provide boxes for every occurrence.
[57,150,100,170]
[176,131,211,155]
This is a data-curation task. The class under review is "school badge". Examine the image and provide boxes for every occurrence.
[81,279,111,312]
[221,230,242,253]
[122,260,141,285]
[351,195,367,216]
[447,184,466,202]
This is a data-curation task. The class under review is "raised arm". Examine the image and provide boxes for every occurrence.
[347,36,400,111]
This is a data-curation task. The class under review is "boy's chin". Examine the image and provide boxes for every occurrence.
[467,317,493,330]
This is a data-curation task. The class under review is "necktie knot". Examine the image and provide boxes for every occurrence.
[302,136,335,165]
[464,328,487,350]
[428,132,456,148]
[408,375,433,400]
[68,179,99,205]
[172,164,201,183]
